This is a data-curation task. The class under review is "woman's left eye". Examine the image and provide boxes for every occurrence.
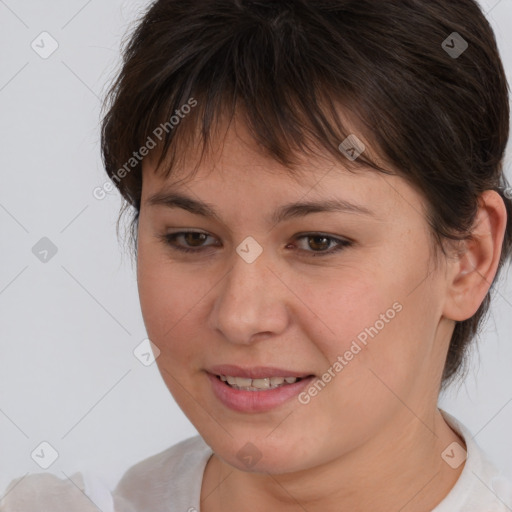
[292,234,353,256]
[159,231,352,257]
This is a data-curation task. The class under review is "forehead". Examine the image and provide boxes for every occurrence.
[140,114,424,222]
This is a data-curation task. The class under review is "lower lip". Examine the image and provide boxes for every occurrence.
[206,372,315,413]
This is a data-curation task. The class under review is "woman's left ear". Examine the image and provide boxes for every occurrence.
[442,190,507,322]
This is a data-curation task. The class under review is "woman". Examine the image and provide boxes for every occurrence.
[2,0,512,510]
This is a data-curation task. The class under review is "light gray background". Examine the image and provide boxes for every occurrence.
[0,0,511,493]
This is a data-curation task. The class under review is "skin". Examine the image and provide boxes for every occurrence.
[136,115,507,512]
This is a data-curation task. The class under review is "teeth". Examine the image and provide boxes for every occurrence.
[235,377,256,388]
[219,375,300,391]
[251,378,270,389]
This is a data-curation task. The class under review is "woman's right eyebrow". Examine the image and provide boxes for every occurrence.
[145,190,376,225]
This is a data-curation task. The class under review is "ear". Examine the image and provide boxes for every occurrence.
[442,190,508,322]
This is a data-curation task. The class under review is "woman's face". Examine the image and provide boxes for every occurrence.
[136,118,454,474]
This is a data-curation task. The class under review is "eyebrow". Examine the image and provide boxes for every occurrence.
[145,191,375,224]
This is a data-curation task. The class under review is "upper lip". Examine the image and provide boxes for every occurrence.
[208,364,314,379]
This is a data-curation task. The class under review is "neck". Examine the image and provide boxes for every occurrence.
[201,408,466,512]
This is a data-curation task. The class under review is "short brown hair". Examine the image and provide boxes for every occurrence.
[100,0,512,391]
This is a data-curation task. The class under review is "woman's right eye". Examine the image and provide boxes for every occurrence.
[159,231,218,254]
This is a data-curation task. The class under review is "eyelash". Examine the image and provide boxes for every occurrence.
[159,231,353,258]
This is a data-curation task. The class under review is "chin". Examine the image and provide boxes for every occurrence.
[209,434,315,475]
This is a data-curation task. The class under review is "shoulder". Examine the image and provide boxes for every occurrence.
[0,472,116,512]
[113,435,213,512]
[435,409,512,511]
[115,435,211,485]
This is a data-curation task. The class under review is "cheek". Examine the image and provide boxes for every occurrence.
[296,268,401,362]
[136,238,227,388]
[136,248,206,405]
[298,254,435,400]
[136,239,200,348]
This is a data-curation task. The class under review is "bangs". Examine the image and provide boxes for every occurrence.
[145,85,390,186]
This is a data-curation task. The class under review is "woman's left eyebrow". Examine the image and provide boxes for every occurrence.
[145,190,376,224]
[271,198,376,224]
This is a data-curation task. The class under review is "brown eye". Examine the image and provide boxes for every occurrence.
[182,232,209,247]
[160,231,218,253]
[293,234,353,257]
[307,235,331,251]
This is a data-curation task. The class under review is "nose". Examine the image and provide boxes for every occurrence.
[208,246,290,345]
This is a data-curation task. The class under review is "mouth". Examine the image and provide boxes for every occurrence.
[213,373,313,391]
[205,364,316,412]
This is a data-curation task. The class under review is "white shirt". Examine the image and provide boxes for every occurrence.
[2,409,512,511]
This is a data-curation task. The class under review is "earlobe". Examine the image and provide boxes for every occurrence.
[443,190,507,322]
